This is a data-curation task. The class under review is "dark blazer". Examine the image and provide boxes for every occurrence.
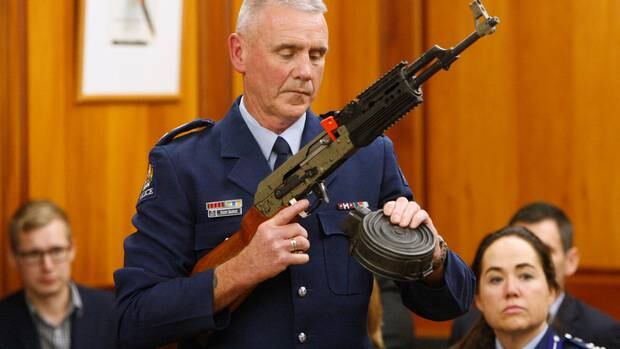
[553,293,620,348]
[448,293,620,348]
[114,98,476,349]
[0,285,117,349]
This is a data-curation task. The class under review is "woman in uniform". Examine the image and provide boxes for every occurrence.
[452,226,603,349]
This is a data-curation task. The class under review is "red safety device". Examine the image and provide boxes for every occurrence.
[320,116,339,142]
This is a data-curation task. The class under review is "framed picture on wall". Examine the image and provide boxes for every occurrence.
[77,0,184,101]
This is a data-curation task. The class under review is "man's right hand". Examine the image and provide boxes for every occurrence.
[212,199,310,311]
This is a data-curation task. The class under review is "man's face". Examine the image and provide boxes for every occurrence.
[516,219,577,290]
[231,4,328,130]
[12,219,75,300]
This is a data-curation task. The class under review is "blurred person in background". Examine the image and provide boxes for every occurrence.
[0,200,117,349]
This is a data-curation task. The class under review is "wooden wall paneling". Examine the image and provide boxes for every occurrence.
[27,0,68,204]
[568,1,620,268]
[198,0,234,120]
[316,0,380,113]
[512,1,576,209]
[566,269,620,321]
[378,0,426,204]
[230,0,244,98]
[1,0,10,296]
[424,0,520,263]
[26,0,200,288]
[0,0,28,297]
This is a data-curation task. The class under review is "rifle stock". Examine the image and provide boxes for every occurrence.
[191,207,268,274]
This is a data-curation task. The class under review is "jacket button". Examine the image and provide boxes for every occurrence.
[298,286,307,297]
[298,332,307,343]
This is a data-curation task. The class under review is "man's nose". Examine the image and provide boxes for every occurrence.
[293,55,312,80]
[40,253,55,270]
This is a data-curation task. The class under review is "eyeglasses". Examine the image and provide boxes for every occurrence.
[16,246,72,266]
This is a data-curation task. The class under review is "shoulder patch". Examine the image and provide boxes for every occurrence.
[137,163,156,204]
[157,118,215,146]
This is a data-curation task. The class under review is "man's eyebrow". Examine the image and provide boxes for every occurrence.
[273,43,302,51]
[312,46,328,55]
[273,43,327,54]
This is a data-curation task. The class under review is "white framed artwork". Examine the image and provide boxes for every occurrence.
[77,0,184,101]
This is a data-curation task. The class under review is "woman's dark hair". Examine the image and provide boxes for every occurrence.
[453,226,559,349]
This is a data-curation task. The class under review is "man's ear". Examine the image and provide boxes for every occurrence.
[564,246,580,277]
[228,33,247,74]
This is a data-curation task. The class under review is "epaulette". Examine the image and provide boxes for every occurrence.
[560,333,606,349]
[157,119,215,146]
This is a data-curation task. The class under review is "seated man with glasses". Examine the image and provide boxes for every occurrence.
[0,200,117,349]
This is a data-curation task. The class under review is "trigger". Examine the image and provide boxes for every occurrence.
[312,181,330,204]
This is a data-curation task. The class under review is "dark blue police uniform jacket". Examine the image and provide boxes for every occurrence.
[0,286,117,349]
[114,98,475,349]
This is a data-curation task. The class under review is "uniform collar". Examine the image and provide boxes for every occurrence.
[239,95,305,162]
[549,291,565,321]
[218,97,322,196]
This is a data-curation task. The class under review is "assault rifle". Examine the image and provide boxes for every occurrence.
[192,0,499,275]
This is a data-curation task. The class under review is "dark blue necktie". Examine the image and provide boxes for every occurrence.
[272,136,291,170]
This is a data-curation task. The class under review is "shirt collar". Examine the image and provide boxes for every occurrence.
[25,282,84,324]
[549,291,565,321]
[239,95,305,162]
[494,324,549,349]
[69,282,83,317]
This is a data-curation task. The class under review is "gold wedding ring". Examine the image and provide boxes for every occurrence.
[290,238,297,252]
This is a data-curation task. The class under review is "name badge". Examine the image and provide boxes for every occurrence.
[206,199,243,218]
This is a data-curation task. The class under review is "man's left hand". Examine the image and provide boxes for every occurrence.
[382,197,446,285]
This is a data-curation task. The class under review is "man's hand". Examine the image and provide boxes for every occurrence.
[213,199,310,311]
[236,199,311,283]
[382,197,446,285]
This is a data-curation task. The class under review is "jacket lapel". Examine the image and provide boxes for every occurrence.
[218,104,338,197]
[219,101,271,196]
[14,292,41,349]
[554,293,580,330]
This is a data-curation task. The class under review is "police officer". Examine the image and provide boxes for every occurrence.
[450,203,620,348]
[114,1,476,348]
[451,226,605,349]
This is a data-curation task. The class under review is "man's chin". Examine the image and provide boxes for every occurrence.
[276,104,308,119]
[30,282,65,299]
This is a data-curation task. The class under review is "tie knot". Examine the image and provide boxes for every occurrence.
[272,137,292,170]
[272,136,291,156]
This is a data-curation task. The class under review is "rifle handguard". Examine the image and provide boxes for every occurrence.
[344,207,436,281]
